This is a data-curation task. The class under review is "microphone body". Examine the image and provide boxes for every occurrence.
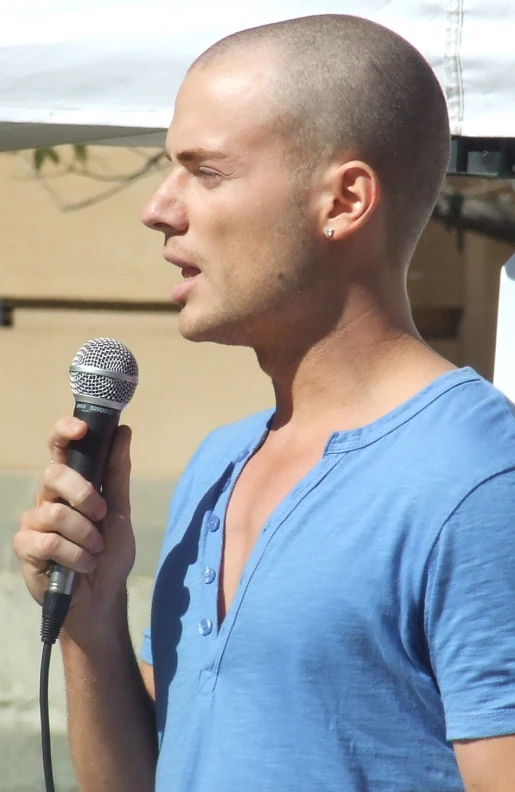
[42,337,138,644]
[68,401,121,490]
[47,400,121,598]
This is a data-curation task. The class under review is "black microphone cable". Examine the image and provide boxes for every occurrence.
[37,338,139,792]
[40,590,72,792]
[40,641,55,792]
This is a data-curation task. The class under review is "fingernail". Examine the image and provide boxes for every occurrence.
[94,501,107,521]
[70,417,85,432]
[92,534,104,554]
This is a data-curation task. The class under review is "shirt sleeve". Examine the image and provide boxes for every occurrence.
[425,468,515,741]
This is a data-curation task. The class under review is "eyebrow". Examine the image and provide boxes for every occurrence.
[165,148,235,164]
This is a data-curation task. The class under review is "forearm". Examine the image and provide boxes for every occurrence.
[60,596,157,792]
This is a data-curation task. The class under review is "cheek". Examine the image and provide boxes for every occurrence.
[203,176,293,236]
[221,227,312,308]
[191,182,310,290]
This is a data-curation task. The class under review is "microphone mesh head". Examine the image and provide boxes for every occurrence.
[69,338,139,408]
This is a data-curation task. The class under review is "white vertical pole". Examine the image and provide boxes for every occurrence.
[493,254,515,399]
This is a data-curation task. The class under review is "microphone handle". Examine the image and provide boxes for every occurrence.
[68,400,121,489]
[47,400,120,597]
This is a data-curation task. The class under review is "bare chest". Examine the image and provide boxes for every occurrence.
[217,447,321,624]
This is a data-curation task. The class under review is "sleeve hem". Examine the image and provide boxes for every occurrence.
[447,709,515,741]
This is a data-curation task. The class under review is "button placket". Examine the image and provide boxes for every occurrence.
[200,513,222,640]
[195,428,271,691]
[199,455,244,638]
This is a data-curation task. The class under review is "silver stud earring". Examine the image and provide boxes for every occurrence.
[325,227,334,238]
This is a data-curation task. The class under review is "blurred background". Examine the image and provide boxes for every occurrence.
[1,145,514,790]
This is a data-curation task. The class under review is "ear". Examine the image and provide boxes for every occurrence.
[322,160,381,240]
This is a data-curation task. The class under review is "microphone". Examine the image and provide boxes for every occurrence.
[41,337,139,645]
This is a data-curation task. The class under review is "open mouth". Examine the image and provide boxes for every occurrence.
[163,252,203,303]
[171,267,202,303]
[181,265,201,279]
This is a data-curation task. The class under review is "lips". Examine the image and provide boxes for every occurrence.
[163,251,202,303]
[163,252,200,271]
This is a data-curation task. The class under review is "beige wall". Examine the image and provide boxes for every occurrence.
[1,148,513,476]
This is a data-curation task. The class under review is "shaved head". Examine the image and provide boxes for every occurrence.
[191,14,450,262]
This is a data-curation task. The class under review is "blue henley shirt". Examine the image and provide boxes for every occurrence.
[141,367,515,790]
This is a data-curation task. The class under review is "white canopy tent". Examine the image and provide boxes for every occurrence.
[1,0,515,150]
[1,0,515,395]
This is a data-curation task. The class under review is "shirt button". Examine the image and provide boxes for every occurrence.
[203,567,216,584]
[198,619,213,636]
[207,515,220,532]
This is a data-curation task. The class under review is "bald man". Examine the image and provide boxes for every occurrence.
[14,14,515,792]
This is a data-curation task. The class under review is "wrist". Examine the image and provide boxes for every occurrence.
[60,588,130,650]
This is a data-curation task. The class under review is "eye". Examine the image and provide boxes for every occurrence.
[197,168,222,185]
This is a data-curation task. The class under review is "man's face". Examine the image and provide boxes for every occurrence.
[141,54,320,347]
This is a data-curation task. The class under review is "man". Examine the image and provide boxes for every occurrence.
[13,13,515,792]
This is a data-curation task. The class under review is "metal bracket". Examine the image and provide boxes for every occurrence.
[449,136,515,178]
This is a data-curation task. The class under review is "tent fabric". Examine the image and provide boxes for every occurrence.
[0,0,514,150]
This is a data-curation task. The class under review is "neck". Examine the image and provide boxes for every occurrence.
[254,282,454,437]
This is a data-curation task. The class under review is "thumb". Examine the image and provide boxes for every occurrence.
[102,424,132,516]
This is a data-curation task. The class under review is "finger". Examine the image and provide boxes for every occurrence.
[20,502,104,556]
[13,529,97,575]
[47,417,88,465]
[35,463,107,522]
[102,425,132,515]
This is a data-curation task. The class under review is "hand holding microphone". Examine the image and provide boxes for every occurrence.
[13,338,139,642]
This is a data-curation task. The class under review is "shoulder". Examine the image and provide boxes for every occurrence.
[368,370,515,532]
[166,408,273,516]
[411,370,515,492]
[188,408,274,467]
[422,376,515,576]
[421,369,515,446]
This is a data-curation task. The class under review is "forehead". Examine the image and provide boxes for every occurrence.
[167,56,282,157]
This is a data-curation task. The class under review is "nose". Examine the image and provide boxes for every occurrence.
[140,171,188,235]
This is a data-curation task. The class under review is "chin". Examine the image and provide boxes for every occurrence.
[177,307,254,347]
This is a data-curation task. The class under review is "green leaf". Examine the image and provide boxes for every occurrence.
[33,147,60,171]
[73,144,88,165]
